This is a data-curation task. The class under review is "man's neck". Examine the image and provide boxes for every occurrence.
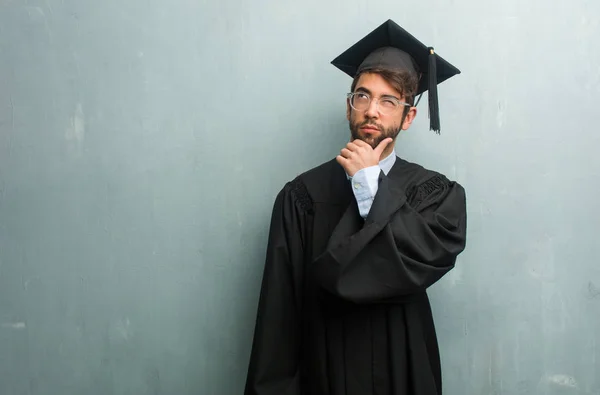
[379,146,395,161]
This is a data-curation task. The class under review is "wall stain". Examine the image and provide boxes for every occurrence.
[587,282,600,300]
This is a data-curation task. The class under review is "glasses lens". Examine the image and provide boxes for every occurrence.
[378,98,398,115]
[350,93,401,114]
[351,93,370,110]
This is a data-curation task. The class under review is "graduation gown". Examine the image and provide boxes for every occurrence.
[244,156,467,395]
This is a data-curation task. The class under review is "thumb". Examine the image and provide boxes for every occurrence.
[374,137,393,157]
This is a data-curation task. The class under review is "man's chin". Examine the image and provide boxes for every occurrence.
[353,132,376,143]
[355,135,379,148]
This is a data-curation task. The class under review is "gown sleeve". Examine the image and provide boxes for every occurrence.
[244,179,310,395]
[313,172,467,304]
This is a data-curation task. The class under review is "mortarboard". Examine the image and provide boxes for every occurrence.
[331,19,460,133]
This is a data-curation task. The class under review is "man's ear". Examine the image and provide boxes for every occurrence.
[402,107,418,130]
[346,98,351,121]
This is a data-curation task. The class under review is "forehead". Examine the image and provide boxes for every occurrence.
[354,72,402,97]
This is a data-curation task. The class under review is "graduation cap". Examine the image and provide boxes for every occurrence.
[331,19,460,133]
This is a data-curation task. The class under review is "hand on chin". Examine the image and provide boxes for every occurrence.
[356,133,379,148]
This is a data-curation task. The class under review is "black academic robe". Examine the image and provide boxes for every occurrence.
[244,156,467,395]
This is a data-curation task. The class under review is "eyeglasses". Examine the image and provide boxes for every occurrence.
[347,92,410,115]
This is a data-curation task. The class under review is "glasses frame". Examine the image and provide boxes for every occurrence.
[347,92,411,115]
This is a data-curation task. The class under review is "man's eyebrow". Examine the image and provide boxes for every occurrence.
[354,87,372,95]
[381,94,402,101]
[355,87,401,101]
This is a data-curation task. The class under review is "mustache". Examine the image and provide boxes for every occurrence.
[359,121,382,131]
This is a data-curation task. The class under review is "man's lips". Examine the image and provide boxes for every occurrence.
[360,126,380,134]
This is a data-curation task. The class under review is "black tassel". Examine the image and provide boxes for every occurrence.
[428,47,440,133]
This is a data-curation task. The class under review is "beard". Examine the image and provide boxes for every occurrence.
[349,118,401,149]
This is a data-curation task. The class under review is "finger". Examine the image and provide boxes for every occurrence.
[352,140,372,154]
[352,139,370,148]
[336,155,349,165]
[374,138,393,156]
[346,142,360,151]
[340,148,353,158]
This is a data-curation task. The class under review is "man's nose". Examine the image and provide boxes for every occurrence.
[365,98,379,118]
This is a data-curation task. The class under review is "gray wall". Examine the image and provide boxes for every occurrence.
[1,0,599,394]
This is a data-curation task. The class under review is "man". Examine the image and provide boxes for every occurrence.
[244,19,467,395]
